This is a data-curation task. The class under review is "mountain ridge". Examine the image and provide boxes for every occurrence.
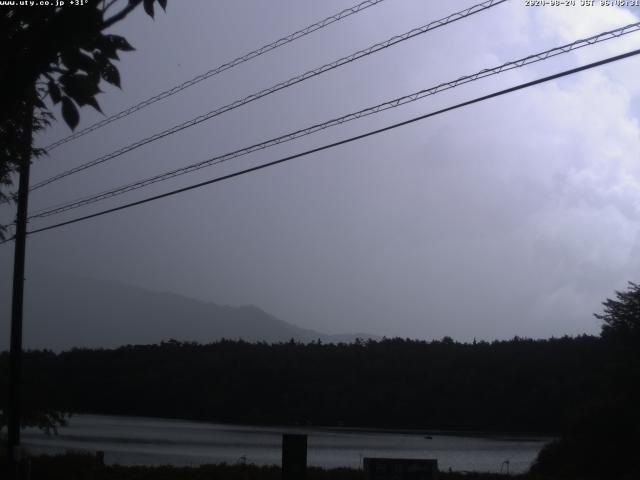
[0,270,375,351]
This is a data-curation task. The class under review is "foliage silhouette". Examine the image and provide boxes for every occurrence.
[0,1,169,435]
[0,0,168,211]
[0,336,604,434]
[595,281,640,343]
[532,282,640,479]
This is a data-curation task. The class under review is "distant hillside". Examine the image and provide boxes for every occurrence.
[0,270,374,351]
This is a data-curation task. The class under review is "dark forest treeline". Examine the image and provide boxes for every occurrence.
[0,336,610,433]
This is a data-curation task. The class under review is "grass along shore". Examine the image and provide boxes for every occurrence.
[0,452,560,480]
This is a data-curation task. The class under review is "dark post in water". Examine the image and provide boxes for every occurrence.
[282,433,307,480]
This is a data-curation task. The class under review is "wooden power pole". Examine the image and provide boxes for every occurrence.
[7,98,34,478]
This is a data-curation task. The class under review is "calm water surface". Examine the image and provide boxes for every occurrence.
[23,414,551,473]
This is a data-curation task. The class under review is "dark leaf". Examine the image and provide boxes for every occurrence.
[61,97,79,130]
[60,73,101,105]
[84,96,103,114]
[48,81,61,104]
[60,49,96,74]
[101,63,121,88]
[157,0,167,11]
[31,147,48,159]
[93,51,109,67]
[96,41,120,60]
[86,69,101,86]
[106,34,135,52]
[143,0,154,18]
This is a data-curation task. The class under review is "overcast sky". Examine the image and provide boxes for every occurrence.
[1,0,640,348]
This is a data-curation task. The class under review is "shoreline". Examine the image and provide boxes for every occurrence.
[20,413,547,474]
[1,452,545,479]
[65,411,557,441]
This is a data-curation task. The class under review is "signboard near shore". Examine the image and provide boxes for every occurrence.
[363,458,438,480]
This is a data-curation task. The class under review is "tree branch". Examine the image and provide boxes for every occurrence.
[102,0,120,14]
[102,1,141,29]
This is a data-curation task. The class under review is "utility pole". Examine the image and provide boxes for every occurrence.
[8,97,34,479]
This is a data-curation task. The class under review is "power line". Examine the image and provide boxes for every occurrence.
[29,21,640,220]
[30,0,508,191]
[0,231,15,245]
[24,47,640,237]
[43,0,389,151]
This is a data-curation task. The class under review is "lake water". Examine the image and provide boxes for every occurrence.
[22,414,551,474]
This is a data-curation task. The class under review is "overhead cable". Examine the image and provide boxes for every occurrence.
[24,47,640,236]
[43,0,390,151]
[29,21,640,219]
[31,0,508,191]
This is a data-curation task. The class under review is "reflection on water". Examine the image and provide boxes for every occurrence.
[22,414,551,473]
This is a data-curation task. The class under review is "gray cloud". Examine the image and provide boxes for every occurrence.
[1,0,639,349]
